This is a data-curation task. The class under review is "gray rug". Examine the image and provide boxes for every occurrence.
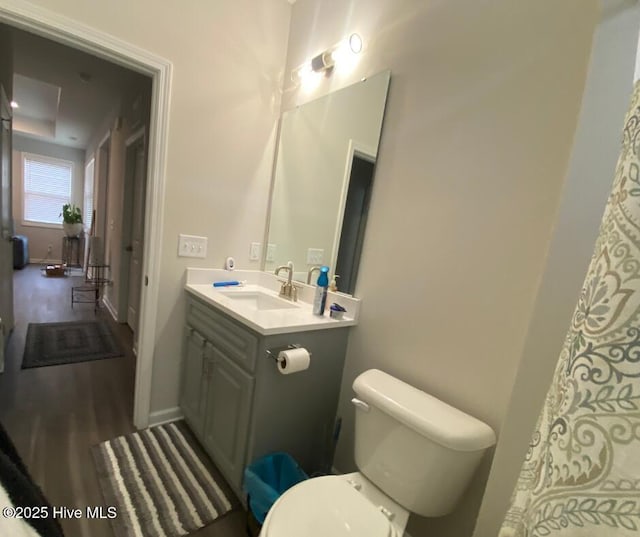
[22,320,123,369]
[92,421,236,537]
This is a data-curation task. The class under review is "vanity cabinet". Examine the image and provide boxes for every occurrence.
[180,328,209,433]
[180,293,349,499]
[201,346,254,489]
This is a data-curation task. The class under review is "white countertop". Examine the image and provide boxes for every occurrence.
[184,268,360,336]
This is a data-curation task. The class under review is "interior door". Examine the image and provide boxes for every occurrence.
[0,85,14,372]
[126,136,146,336]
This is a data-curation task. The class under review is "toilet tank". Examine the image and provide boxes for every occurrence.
[352,369,496,517]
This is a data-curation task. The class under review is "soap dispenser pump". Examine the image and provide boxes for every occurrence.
[312,266,330,315]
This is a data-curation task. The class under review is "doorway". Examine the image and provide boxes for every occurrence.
[335,150,376,295]
[0,3,171,429]
[121,128,146,348]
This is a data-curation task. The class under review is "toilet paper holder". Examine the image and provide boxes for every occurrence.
[266,344,312,362]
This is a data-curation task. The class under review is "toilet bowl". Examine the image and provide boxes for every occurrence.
[259,369,496,537]
[260,472,408,537]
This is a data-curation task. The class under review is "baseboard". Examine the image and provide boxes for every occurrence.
[148,407,183,428]
[27,259,62,265]
[102,295,118,321]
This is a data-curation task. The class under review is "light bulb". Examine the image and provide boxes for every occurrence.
[348,33,363,54]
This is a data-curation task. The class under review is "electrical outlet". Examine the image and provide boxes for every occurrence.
[266,243,276,262]
[47,244,52,254]
[178,234,208,258]
[306,248,324,265]
[249,242,261,261]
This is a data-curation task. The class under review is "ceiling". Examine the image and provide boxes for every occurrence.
[10,27,149,149]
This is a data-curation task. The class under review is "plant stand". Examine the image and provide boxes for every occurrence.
[61,235,85,268]
[71,264,111,313]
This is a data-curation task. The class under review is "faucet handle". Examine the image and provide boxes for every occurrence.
[279,281,288,297]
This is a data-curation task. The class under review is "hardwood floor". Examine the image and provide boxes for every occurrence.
[0,265,248,537]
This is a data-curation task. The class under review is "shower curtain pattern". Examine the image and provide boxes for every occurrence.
[499,82,640,536]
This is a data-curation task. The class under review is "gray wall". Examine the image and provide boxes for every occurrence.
[283,1,598,537]
[473,4,640,535]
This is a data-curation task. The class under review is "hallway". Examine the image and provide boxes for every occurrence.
[0,265,137,537]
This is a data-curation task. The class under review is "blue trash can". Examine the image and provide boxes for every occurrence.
[243,452,308,524]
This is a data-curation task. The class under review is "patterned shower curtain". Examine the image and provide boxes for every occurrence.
[499,82,640,536]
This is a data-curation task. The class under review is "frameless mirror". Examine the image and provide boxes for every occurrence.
[263,70,391,295]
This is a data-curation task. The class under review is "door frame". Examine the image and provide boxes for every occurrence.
[119,126,145,334]
[95,129,111,255]
[329,139,376,273]
[0,0,172,429]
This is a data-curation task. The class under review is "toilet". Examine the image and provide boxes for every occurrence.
[259,369,496,536]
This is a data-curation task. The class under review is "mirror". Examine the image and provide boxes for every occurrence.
[263,70,391,295]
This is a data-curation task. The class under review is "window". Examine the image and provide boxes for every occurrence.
[84,158,95,232]
[23,153,73,226]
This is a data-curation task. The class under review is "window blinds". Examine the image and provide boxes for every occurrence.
[23,154,73,225]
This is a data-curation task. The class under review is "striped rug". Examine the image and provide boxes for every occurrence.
[92,421,236,537]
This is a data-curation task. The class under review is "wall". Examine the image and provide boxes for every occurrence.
[12,0,292,416]
[11,133,85,262]
[283,1,597,536]
[0,24,12,101]
[473,3,640,535]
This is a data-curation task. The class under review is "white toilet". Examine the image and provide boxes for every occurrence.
[259,369,496,536]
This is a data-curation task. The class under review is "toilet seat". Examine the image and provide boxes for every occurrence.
[261,475,398,537]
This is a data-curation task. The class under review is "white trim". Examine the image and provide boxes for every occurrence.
[125,126,145,148]
[19,221,62,230]
[0,0,173,431]
[102,294,119,322]
[329,139,376,272]
[97,129,111,150]
[148,407,183,428]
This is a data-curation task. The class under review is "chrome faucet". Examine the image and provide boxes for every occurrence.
[307,265,321,285]
[275,261,298,301]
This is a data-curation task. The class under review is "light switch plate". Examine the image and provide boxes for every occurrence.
[266,243,276,262]
[307,248,324,264]
[249,242,261,261]
[178,234,208,258]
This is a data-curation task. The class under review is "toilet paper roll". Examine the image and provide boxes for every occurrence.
[277,348,310,375]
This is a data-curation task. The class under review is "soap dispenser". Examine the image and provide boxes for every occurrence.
[312,266,330,315]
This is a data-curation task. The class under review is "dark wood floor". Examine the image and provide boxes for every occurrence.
[0,265,248,537]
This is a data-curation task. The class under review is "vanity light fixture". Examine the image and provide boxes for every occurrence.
[291,33,363,85]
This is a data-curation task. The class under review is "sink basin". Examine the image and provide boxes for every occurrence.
[218,290,298,311]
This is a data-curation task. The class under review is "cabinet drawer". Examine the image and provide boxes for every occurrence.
[186,297,258,373]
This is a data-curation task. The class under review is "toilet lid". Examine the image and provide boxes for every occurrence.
[265,476,394,537]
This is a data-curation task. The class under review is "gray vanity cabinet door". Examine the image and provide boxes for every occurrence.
[201,347,254,491]
[180,327,208,436]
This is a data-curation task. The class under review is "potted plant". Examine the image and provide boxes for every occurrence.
[60,203,83,237]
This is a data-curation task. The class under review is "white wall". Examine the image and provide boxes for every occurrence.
[283,1,598,536]
[11,133,85,262]
[13,0,292,416]
[474,3,640,536]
